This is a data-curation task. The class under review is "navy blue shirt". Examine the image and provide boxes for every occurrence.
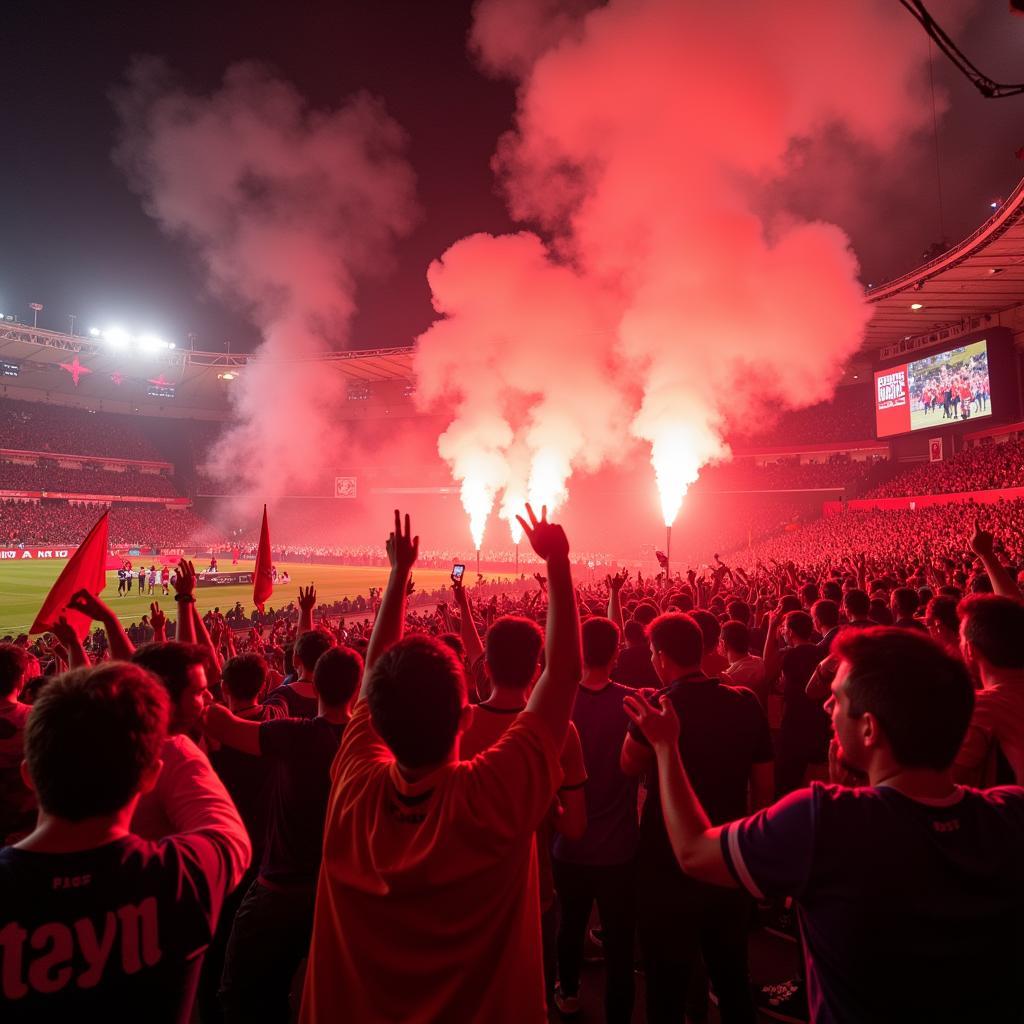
[722,783,1024,1023]
[554,682,639,866]
[258,716,345,885]
[629,672,773,873]
[262,683,318,720]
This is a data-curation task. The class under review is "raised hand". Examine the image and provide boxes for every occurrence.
[606,569,628,591]
[516,503,569,563]
[386,509,419,573]
[173,559,197,597]
[298,584,317,611]
[50,615,79,649]
[67,588,110,622]
[149,602,167,633]
[451,578,469,607]
[407,576,416,596]
[623,691,680,751]
[969,518,995,559]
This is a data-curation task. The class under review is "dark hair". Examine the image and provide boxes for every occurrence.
[843,588,870,619]
[221,653,268,703]
[25,663,168,820]
[822,580,843,603]
[669,593,694,613]
[438,633,465,658]
[720,620,750,656]
[131,642,208,704]
[925,595,960,637]
[891,587,919,619]
[811,599,839,631]
[486,616,543,688]
[313,646,363,708]
[647,613,703,669]
[958,595,1024,670]
[689,609,721,651]
[799,582,820,607]
[582,617,620,668]
[784,610,814,642]
[869,599,894,626]
[633,602,660,626]
[726,599,751,625]
[833,627,973,771]
[623,619,647,645]
[294,629,336,675]
[367,636,466,769]
[0,643,30,698]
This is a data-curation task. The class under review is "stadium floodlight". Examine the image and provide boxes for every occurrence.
[89,327,101,337]
[218,371,236,381]
[910,302,924,310]
[103,326,130,349]
[138,333,166,354]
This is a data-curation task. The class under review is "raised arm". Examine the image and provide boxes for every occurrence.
[970,519,1021,599]
[762,605,783,685]
[452,578,484,667]
[66,589,135,661]
[51,615,88,669]
[172,560,198,645]
[297,584,317,636]
[606,570,626,629]
[521,504,582,748]
[362,510,419,692]
[202,701,262,757]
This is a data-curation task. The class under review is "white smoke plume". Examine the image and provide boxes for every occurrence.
[113,58,417,503]
[416,0,964,541]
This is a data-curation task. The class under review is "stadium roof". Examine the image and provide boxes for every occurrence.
[0,324,415,414]
[863,172,1024,359]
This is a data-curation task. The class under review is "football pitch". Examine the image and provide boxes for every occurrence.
[0,560,477,637]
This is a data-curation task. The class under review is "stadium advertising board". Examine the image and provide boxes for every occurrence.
[196,571,254,587]
[0,547,77,561]
[874,339,992,439]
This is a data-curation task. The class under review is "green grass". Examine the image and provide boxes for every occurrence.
[0,560,479,637]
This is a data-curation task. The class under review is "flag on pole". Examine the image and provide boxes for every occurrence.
[254,504,273,612]
[31,511,109,639]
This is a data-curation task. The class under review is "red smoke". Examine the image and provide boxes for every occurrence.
[113,58,417,507]
[416,0,963,541]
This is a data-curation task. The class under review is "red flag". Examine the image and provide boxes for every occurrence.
[253,504,273,612]
[31,511,109,639]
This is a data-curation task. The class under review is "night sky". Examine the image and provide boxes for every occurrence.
[2,0,1023,355]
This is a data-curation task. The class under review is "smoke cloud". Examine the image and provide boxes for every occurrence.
[113,58,417,503]
[416,0,958,541]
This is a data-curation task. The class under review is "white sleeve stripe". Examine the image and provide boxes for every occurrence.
[727,823,765,900]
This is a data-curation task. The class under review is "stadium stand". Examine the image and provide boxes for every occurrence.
[865,438,1024,498]
[0,461,181,497]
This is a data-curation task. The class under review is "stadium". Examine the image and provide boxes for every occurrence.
[4,4,1024,1024]
[3,178,1024,635]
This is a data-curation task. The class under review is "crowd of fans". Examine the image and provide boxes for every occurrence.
[1,497,1022,1024]
[0,499,209,547]
[0,397,165,461]
[0,460,181,498]
[729,384,876,446]
[696,455,882,493]
[866,438,1024,498]
[726,498,1024,573]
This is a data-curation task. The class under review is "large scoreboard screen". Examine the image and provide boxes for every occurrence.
[874,338,991,439]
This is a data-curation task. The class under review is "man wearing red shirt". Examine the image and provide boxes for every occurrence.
[301,507,581,1023]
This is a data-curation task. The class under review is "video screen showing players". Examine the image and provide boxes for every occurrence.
[875,339,992,439]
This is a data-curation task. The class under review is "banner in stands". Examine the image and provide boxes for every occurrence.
[823,485,1024,516]
[0,490,190,505]
[0,547,78,561]
[874,338,992,438]
[196,571,254,587]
